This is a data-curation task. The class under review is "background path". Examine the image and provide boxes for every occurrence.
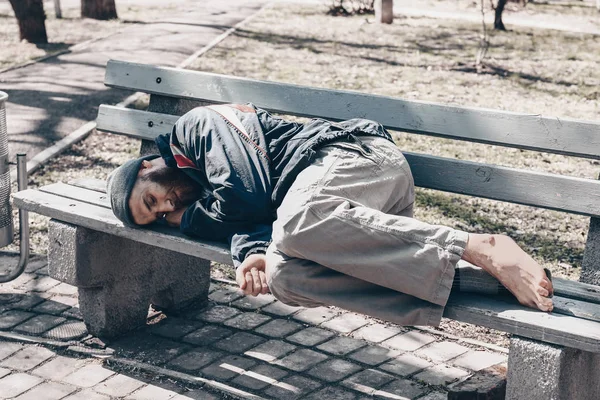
[0,0,267,160]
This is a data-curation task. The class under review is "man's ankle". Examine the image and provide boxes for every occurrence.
[462,233,499,273]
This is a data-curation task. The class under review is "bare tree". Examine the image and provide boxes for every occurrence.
[476,0,490,69]
[81,0,118,20]
[8,0,48,44]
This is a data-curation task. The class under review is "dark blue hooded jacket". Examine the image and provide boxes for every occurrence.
[155,103,393,268]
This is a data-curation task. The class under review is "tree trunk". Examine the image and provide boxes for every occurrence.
[8,0,48,44]
[494,0,507,30]
[375,0,393,24]
[81,0,118,20]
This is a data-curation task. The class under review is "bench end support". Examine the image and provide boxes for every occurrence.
[506,336,600,400]
[48,220,211,337]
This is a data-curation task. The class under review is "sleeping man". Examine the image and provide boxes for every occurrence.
[107,103,553,327]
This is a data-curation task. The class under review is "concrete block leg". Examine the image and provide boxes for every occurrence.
[79,284,150,338]
[506,336,600,400]
[48,220,211,337]
[581,217,600,285]
[148,254,211,312]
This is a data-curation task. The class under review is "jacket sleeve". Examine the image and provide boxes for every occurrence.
[181,201,273,268]
[179,190,268,237]
[229,224,272,268]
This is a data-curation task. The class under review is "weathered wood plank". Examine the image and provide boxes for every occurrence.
[96,106,600,218]
[12,189,232,265]
[39,183,110,209]
[404,152,600,218]
[554,277,600,305]
[444,293,600,353]
[69,178,107,193]
[552,295,600,323]
[104,60,600,159]
[39,180,600,309]
[97,106,177,140]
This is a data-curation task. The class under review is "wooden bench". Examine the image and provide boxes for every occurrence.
[13,60,600,400]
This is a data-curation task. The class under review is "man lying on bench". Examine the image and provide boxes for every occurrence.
[106,103,553,327]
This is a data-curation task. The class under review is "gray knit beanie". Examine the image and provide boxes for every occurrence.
[106,154,160,227]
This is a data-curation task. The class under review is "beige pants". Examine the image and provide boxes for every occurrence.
[266,136,469,326]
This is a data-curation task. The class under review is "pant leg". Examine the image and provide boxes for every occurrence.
[266,247,444,326]
[270,136,469,309]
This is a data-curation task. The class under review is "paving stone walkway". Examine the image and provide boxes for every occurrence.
[0,254,508,399]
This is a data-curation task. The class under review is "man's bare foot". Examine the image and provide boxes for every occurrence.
[462,233,554,312]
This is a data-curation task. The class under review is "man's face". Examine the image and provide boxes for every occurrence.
[128,160,183,225]
[128,178,180,225]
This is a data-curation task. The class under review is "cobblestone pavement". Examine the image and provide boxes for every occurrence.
[0,254,508,399]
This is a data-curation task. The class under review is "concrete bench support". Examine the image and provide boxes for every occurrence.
[582,217,600,286]
[506,336,600,400]
[48,220,211,337]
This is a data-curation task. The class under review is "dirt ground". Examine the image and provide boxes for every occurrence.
[398,0,600,19]
[6,1,600,347]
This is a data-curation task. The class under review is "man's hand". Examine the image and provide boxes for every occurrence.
[165,208,186,227]
[236,254,269,296]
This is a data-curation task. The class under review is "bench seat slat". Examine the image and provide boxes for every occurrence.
[104,60,600,159]
[552,295,600,323]
[97,106,600,218]
[69,178,107,193]
[37,178,600,312]
[14,183,600,351]
[40,183,110,208]
[12,188,232,265]
[553,277,600,304]
[444,293,600,353]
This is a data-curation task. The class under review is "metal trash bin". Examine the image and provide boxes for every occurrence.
[0,91,13,248]
[0,91,29,283]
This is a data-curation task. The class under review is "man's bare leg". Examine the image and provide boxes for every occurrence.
[462,233,554,312]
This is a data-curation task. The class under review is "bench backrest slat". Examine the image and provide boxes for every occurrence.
[97,105,178,140]
[97,105,600,217]
[104,60,600,159]
[405,152,600,217]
